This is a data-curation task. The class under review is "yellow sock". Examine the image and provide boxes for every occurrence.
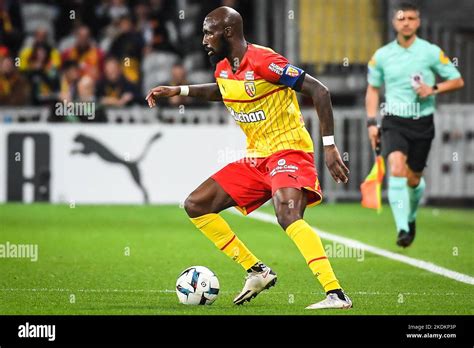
[190,213,259,270]
[286,219,341,292]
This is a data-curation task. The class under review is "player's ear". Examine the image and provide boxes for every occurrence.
[224,26,232,38]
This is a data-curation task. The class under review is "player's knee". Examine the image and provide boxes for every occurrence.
[276,209,303,231]
[389,160,407,177]
[184,194,205,218]
[388,153,407,177]
[390,166,406,177]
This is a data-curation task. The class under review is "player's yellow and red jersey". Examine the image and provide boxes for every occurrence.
[214,43,313,157]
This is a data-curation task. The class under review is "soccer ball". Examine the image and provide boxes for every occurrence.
[176,266,220,305]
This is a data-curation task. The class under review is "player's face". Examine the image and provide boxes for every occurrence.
[202,19,229,66]
[392,10,420,38]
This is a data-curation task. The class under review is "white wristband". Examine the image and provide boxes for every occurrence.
[322,135,335,146]
[179,85,189,96]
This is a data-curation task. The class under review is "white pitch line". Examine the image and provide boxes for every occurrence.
[232,210,474,286]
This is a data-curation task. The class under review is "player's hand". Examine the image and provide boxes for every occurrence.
[145,86,181,108]
[415,83,434,98]
[324,145,349,184]
[368,125,380,150]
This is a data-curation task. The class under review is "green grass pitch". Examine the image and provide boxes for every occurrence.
[0,203,472,315]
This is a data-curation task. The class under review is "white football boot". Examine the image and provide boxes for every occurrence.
[305,291,352,310]
[233,264,277,305]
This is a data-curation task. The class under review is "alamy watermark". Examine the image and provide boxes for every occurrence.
[381,101,421,118]
[325,242,364,262]
[217,147,256,165]
[55,100,95,120]
[0,241,38,262]
[18,322,55,341]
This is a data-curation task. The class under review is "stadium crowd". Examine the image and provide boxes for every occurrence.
[0,0,254,120]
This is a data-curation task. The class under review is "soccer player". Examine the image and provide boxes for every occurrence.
[146,6,352,309]
[366,2,464,247]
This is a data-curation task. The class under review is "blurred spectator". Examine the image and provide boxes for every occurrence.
[134,1,153,44]
[95,0,131,53]
[109,15,145,83]
[96,56,140,106]
[166,62,195,106]
[76,75,107,122]
[19,27,61,72]
[0,0,256,108]
[148,0,180,54]
[59,60,80,103]
[22,40,60,105]
[0,0,23,56]
[77,75,95,103]
[61,26,105,81]
[0,55,31,105]
[57,21,82,53]
[180,0,207,57]
[50,75,107,123]
[54,1,100,43]
[96,0,130,25]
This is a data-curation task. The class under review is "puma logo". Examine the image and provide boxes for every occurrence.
[71,133,162,203]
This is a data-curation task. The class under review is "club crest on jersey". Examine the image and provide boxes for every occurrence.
[245,71,254,81]
[220,70,228,78]
[244,81,256,97]
[285,65,300,77]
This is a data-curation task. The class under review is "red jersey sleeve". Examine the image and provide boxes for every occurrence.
[253,46,305,89]
[254,48,289,83]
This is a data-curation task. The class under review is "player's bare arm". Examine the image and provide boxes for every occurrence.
[415,77,464,98]
[300,74,349,184]
[146,83,222,107]
[365,84,380,149]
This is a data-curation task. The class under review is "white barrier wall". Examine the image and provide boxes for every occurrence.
[0,124,246,204]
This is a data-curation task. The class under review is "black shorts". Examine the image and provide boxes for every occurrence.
[381,114,435,172]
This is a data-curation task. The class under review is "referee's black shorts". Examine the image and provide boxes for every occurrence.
[381,114,435,173]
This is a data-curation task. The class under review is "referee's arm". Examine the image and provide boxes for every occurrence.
[365,85,380,150]
[365,53,383,150]
[417,47,464,98]
[415,77,464,98]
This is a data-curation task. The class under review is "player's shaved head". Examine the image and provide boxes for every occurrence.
[202,7,246,67]
[204,6,244,39]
